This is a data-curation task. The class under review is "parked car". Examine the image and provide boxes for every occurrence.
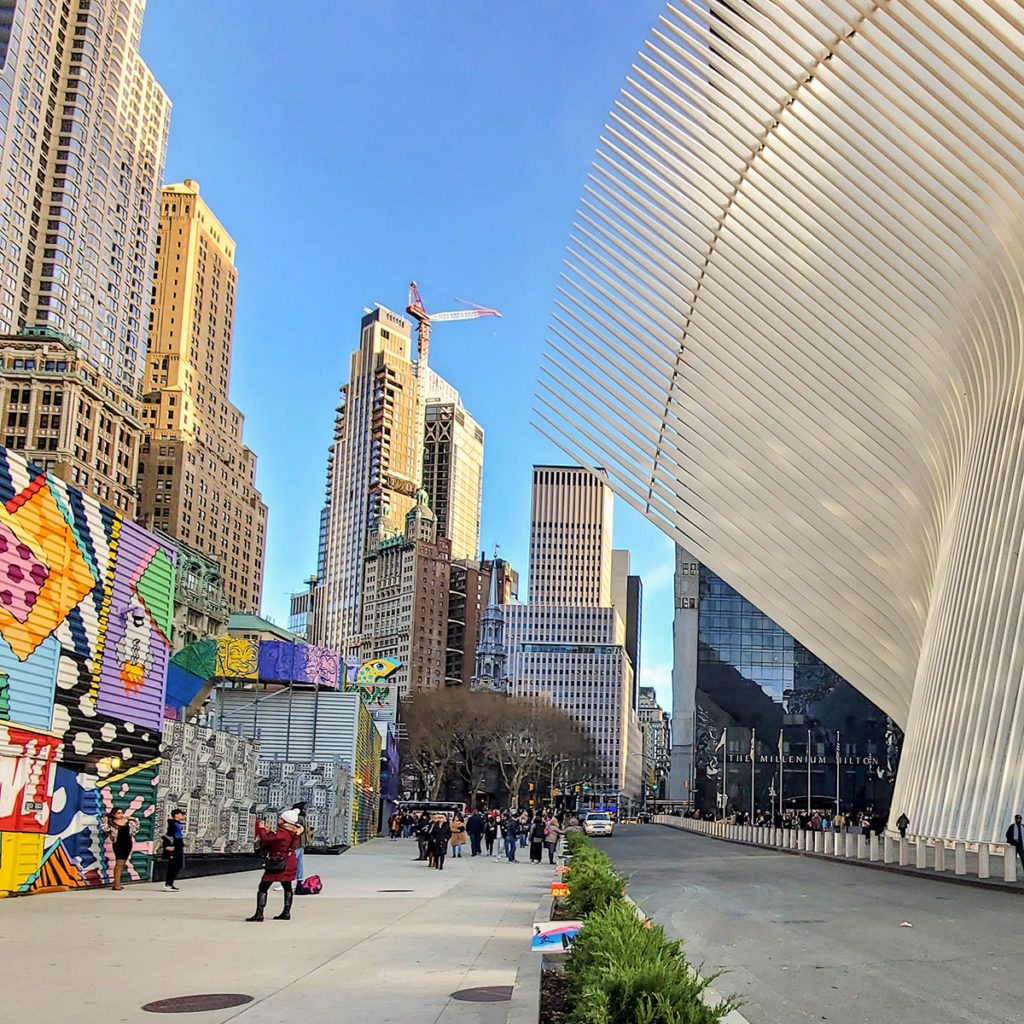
[583,812,614,837]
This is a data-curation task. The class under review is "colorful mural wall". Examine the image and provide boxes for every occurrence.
[155,720,258,853]
[165,637,342,717]
[0,449,175,893]
[341,655,400,724]
[351,702,382,845]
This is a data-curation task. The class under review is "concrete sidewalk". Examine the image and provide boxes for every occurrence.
[1,839,552,1024]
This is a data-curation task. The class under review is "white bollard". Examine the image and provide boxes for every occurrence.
[846,833,857,858]
[824,831,835,855]
[899,838,910,866]
[883,836,895,863]
[814,831,824,853]
[934,840,944,872]
[857,834,867,859]
[788,830,796,850]
[954,841,966,876]
[797,830,806,851]
[915,838,928,869]
[1004,845,1017,883]
[978,844,990,879]
[870,835,880,862]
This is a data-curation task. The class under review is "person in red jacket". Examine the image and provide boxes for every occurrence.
[247,809,304,922]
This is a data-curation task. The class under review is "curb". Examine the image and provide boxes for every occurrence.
[657,822,1024,897]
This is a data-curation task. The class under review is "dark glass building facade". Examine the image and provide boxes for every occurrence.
[693,567,901,820]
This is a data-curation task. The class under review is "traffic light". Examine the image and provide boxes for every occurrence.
[528,783,534,791]
[582,783,590,791]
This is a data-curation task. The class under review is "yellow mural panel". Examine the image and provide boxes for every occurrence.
[215,638,259,680]
[0,831,44,892]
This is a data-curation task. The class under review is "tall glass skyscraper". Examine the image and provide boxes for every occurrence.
[672,548,901,818]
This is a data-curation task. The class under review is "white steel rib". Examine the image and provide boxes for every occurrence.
[536,0,1024,842]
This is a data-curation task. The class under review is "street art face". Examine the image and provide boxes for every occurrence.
[343,657,401,724]
[0,451,173,893]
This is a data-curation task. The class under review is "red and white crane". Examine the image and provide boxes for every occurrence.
[405,281,501,368]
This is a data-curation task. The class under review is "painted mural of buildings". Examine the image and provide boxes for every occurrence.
[155,720,258,854]
[255,759,350,850]
[0,448,176,894]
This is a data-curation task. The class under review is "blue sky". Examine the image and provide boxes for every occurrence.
[139,1,677,710]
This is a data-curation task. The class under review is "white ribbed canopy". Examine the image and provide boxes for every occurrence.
[536,0,1024,842]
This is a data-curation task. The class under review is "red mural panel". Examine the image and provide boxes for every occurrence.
[0,724,61,833]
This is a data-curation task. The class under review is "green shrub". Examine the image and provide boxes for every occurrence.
[564,852,625,919]
[565,830,589,856]
[566,899,740,1024]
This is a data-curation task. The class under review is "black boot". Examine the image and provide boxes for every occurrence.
[246,889,267,922]
[274,890,293,921]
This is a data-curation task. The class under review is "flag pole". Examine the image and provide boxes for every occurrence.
[750,727,756,821]
[806,728,812,814]
[721,727,727,819]
[777,728,784,821]
[835,729,841,816]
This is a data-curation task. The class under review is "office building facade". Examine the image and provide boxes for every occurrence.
[359,490,451,693]
[422,399,483,560]
[136,181,267,614]
[501,467,641,804]
[0,0,169,513]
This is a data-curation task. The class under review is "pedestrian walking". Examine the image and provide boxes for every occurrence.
[544,816,564,865]
[518,810,529,849]
[449,813,467,858]
[429,813,451,870]
[161,809,186,892]
[484,813,498,857]
[504,813,520,862]
[414,811,431,861]
[1006,814,1024,871]
[247,809,304,922]
[529,816,546,863]
[100,808,139,890]
[896,812,910,839]
[466,808,485,856]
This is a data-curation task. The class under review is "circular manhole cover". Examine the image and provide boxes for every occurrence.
[143,994,254,1013]
[377,888,414,892]
[451,986,514,1002]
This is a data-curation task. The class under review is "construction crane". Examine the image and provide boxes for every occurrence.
[405,281,501,369]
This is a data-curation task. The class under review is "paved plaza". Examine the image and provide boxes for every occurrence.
[609,825,1023,1024]
[2,839,550,1024]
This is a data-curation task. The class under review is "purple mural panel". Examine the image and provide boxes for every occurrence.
[96,520,174,730]
[257,640,296,683]
[306,645,340,689]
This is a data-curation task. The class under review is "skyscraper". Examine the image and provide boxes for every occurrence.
[528,466,613,607]
[0,0,170,512]
[312,306,419,651]
[359,489,451,692]
[422,398,483,560]
[501,467,642,805]
[136,181,267,614]
[311,304,484,655]
[0,0,168,388]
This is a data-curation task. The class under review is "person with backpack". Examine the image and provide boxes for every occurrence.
[247,809,304,922]
[291,802,309,884]
[161,809,186,892]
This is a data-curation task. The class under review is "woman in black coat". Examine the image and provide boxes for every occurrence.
[427,814,452,870]
[100,808,139,890]
[529,816,547,863]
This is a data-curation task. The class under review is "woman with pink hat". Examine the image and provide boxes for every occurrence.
[247,809,304,922]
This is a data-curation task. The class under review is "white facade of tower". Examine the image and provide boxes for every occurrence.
[535,0,1024,842]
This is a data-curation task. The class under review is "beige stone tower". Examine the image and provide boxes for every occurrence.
[0,0,169,513]
[137,181,267,614]
[311,306,420,651]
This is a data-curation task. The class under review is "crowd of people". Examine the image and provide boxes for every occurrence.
[682,806,894,836]
[387,807,573,868]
